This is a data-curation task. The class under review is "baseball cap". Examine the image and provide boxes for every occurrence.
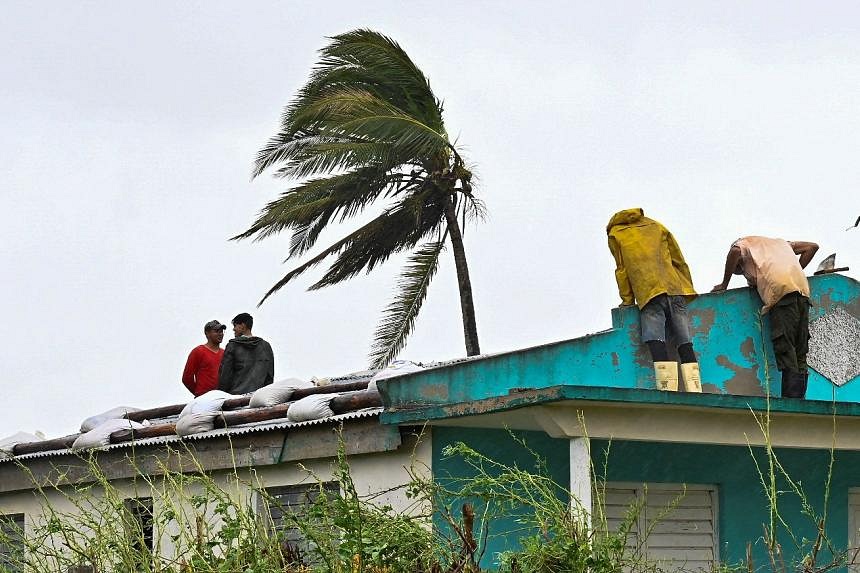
[204,320,227,332]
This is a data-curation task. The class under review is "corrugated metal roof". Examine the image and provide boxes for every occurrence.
[1,408,382,463]
[329,372,375,382]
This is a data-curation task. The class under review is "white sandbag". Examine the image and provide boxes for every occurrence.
[249,378,312,408]
[176,413,219,437]
[72,419,144,451]
[368,360,424,392]
[176,390,234,436]
[287,394,335,422]
[180,390,233,416]
[80,406,141,433]
[0,432,42,458]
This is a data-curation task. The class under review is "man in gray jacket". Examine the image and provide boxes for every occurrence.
[218,313,275,395]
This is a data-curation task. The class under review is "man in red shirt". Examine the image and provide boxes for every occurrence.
[182,320,227,396]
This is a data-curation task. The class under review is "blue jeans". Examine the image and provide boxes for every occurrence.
[641,294,693,345]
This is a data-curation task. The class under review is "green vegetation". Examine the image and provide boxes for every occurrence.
[0,435,648,573]
[235,29,485,368]
[741,394,847,573]
[1,424,855,572]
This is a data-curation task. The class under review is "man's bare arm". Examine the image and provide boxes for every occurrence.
[790,241,819,269]
[711,245,742,292]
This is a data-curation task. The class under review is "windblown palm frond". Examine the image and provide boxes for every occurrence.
[259,89,448,180]
[370,241,446,369]
[293,30,443,130]
[256,190,445,304]
[233,166,393,246]
[238,29,483,366]
[254,133,393,181]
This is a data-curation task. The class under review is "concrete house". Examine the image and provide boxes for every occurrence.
[0,378,430,571]
[376,272,860,571]
[1,273,859,571]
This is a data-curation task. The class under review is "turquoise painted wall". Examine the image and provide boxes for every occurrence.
[382,274,860,408]
[433,427,860,571]
[594,439,858,571]
[432,427,571,569]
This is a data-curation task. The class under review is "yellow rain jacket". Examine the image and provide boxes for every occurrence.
[606,208,696,309]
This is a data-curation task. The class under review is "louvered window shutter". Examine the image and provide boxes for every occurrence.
[599,484,718,572]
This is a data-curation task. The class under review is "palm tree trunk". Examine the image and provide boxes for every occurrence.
[443,193,481,356]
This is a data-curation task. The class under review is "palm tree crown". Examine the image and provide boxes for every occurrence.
[236,29,483,368]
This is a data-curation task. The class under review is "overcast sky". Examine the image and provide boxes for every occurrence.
[1,1,857,438]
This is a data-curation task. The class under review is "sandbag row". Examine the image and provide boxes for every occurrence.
[8,378,376,454]
[175,379,338,437]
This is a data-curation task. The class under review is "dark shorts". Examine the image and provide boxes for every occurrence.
[641,294,693,346]
[769,291,810,373]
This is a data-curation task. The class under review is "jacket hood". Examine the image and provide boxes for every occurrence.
[606,208,644,233]
[231,336,262,347]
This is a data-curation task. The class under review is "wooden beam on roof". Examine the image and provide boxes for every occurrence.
[125,404,185,421]
[123,399,251,422]
[215,404,289,428]
[109,424,177,444]
[12,436,77,456]
[294,380,371,399]
[332,390,382,413]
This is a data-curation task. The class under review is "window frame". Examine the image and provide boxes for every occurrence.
[0,512,25,573]
[123,497,154,553]
[258,481,340,559]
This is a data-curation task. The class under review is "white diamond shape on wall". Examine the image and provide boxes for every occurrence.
[807,307,860,386]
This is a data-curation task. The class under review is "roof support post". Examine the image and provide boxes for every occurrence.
[569,436,591,528]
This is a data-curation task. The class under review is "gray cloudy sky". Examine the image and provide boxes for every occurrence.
[1,1,857,438]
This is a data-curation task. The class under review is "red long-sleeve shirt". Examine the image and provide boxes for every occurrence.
[182,345,224,396]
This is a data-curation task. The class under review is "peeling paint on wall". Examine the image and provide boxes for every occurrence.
[716,354,764,396]
[378,274,860,408]
[690,307,717,336]
[740,337,756,360]
[815,287,860,321]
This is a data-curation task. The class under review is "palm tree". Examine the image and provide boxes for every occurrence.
[235,29,484,368]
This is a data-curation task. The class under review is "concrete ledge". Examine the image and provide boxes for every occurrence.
[384,385,860,449]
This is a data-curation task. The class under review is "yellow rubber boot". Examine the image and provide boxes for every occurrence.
[654,361,679,391]
[680,362,702,393]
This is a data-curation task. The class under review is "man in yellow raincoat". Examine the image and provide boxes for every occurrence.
[607,208,701,392]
